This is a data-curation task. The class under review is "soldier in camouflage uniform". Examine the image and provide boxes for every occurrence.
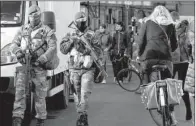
[11,5,57,126]
[60,12,101,126]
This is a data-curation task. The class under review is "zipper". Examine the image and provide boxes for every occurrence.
[118,32,120,54]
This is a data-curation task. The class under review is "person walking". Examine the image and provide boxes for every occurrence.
[94,24,112,84]
[171,11,193,121]
[109,22,129,83]
[60,12,103,126]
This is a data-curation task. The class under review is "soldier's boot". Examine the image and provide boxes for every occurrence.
[36,119,45,126]
[76,112,89,126]
[12,117,22,126]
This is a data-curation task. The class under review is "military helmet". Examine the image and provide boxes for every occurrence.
[74,12,87,22]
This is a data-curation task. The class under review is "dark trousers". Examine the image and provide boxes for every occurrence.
[110,54,124,81]
[173,63,191,114]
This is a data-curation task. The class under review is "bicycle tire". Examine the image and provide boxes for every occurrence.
[116,68,142,92]
[149,88,171,126]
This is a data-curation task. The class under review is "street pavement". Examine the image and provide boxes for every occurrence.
[30,64,195,126]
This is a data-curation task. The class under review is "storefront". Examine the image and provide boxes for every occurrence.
[80,1,194,32]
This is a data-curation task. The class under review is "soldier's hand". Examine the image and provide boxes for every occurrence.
[18,58,26,64]
[16,51,26,64]
[16,50,24,60]
[32,61,40,67]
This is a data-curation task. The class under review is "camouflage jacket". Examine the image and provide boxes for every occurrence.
[11,23,57,68]
[60,28,102,70]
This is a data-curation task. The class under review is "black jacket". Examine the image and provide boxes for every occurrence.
[137,20,178,61]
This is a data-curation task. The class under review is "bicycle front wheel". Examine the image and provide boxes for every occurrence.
[116,68,142,92]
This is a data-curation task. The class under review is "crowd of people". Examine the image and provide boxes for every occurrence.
[10,4,194,126]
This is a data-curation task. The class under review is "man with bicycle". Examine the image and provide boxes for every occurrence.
[109,22,129,83]
[11,5,57,126]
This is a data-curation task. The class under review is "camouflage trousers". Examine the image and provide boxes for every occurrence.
[69,69,94,113]
[12,67,48,119]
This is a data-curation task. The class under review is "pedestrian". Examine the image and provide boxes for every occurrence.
[94,24,112,84]
[109,22,129,83]
[184,20,195,125]
[60,12,103,126]
[171,11,193,121]
[11,5,57,126]
[136,5,178,125]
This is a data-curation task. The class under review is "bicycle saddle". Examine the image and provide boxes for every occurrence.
[152,65,168,71]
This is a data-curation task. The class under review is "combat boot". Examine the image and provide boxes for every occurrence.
[76,112,89,126]
[36,119,45,126]
[12,117,22,126]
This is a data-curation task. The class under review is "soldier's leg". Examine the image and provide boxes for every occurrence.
[76,70,94,126]
[70,71,81,112]
[12,71,26,119]
[78,70,94,113]
[32,75,48,120]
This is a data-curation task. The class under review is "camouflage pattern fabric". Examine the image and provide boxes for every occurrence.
[69,69,94,113]
[12,67,48,119]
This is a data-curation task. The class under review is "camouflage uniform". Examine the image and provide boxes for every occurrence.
[60,29,100,114]
[11,22,57,119]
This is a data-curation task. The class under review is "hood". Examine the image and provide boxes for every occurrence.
[1,27,21,49]
[153,16,173,25]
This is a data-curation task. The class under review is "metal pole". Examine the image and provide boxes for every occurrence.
[88,1,90,26]
[99,1,101,26]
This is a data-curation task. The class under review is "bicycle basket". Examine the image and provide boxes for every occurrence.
[141,78,183,110]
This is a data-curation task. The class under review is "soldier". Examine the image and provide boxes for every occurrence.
[11,5,57,126]
[60,12,102,126]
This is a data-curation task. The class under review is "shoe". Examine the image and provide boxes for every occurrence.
[76,113,88,126]
[170,112,178,126]
[12,117,22,126]
[135,87,142,94]
[113,77,116,83]
[36,119,45,126]
[101,79,106,84]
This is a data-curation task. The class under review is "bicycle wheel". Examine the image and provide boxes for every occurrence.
[149,89,171,126]
[116,68,142,92]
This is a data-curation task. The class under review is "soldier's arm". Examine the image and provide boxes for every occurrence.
[10,27,23,54]
[60,34,74,55]
[38,29,57,63]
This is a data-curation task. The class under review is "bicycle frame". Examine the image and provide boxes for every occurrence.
[155,70,172,126]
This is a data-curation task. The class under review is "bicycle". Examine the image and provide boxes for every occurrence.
[116,56,143,92]
[141,65,175,126]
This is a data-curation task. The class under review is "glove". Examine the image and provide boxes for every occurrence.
[83,48,91,55]
[37,55,47,64]
[16,50,24,60]
[16,51,25,64]
[32,61,41,67]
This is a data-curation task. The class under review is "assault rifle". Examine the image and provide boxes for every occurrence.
[68,21,108,80]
